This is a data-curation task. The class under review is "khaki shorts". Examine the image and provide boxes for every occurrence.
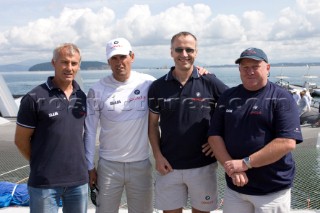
[96,158,153,213]
[154,163,218,211]
[223,186,291,213]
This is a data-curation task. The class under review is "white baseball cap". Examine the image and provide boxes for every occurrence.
[106,38,132,60]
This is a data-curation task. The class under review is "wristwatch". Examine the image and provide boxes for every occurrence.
[243,157,252,169]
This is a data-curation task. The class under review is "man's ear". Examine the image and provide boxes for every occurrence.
[51,59,55,68]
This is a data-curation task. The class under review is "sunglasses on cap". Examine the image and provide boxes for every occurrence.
[174,47,195,54]
[90,184,99,206]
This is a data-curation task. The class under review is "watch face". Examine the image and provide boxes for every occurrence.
[243,157,252,168]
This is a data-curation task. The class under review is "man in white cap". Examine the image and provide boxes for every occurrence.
[84,38,155,212]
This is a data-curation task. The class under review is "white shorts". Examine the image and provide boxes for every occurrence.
[223,186,291,213]
[154,163,218,211]
[96,158,153,213]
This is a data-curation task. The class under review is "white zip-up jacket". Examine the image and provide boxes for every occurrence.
[84,71,156,170]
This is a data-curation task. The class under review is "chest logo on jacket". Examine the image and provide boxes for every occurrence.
[134,89,140,95]
[250,105,262,115]
[110,100,122,105]
[48,112,59,117]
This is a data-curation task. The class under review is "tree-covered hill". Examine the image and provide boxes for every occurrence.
[29,61,108,71]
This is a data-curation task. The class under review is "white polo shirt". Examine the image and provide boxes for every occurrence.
[84,71,155,170]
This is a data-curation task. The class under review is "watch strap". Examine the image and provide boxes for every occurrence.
[243,157,252,169]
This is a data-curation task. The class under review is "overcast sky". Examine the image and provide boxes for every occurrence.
[0,0,320,66]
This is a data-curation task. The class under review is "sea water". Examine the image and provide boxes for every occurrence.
[1,66,320,98]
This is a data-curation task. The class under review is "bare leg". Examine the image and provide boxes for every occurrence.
[163,208,183,213]
[191,207,210,213]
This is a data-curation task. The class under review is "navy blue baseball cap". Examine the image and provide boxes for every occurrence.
[235,47,268,64]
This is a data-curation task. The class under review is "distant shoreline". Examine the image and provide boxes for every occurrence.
[28,62,320,70]
[1,61,320,72]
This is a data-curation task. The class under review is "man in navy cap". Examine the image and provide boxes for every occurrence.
[208,47,303,213]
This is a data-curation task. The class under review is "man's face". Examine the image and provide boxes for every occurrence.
[171,35,198,72]
[52,47,81,85]
[108,53,134,82]
[239,58,270,91]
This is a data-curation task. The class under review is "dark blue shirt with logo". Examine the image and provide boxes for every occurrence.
[208,80,303,195]
[148,66,228,169]
[16,77,88,188]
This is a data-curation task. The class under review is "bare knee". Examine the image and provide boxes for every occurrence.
[163,208,183,213]
[191,207,210,213]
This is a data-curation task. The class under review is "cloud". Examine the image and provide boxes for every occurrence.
[208,14,244,43]
[0,3,218,63]
[0,33,8,46]
[270,7,314,40]
[112,5,155,42]
[0,0,320,65]
[259,0,320,64]
[241,11,270,41]
[297,0,320,14]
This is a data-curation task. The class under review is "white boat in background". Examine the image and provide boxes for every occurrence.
[274,74,291,90]
[303,75,320,97]
[275,65,320,97]
[302,65,320,97]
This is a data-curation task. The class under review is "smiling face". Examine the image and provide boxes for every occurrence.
[170,34,198,72]
[239,58,270,91]
[51,46,81,87]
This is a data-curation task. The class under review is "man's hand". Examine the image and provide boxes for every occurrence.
[196,66,210,75]
[202,142,215,157]
[231,172,249,187]
[88,168,97,189]
[224,159,248,177]
[155,155,173,175]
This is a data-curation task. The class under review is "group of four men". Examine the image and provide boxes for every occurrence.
[14,31,302,213]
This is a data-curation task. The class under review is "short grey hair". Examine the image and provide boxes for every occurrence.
[52,43,81,63]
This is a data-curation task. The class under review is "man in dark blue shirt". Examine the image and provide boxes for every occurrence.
[208,47,303,213]
[14,43,88,213]
[148,31,228,213]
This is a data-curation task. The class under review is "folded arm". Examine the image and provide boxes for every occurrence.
[223,137,296,176]
[209,135,248,187]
